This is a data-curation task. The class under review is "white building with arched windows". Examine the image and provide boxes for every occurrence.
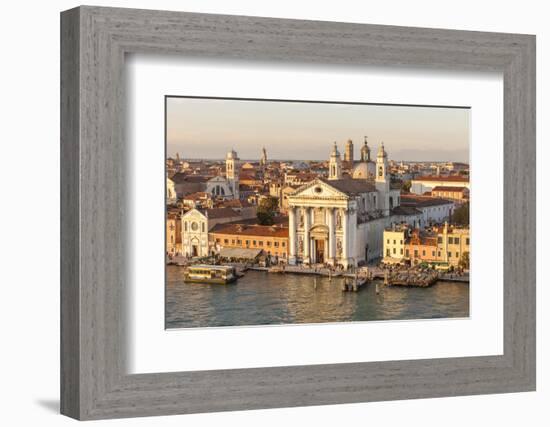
[205,149,240,199]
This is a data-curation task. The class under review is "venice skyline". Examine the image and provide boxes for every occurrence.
[165,95,470,329]
[166,97,470,163]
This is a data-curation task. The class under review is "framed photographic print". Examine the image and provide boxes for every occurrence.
[61,6,536,420]
[164,96,471,330]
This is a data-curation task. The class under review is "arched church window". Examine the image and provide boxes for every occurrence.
[220,187,225,196]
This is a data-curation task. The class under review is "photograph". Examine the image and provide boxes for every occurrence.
[165,96,471,329]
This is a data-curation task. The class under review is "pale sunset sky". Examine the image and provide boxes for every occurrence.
[166,97,470,163]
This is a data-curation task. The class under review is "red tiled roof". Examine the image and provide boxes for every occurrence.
[210,223,289,238]
[183,192,210,200]
[217,199,253,208]
[431,186,468,192]
[170,172,210,184]
[287,172,318,180]
[408,236,438,247]
[222,215,288,226]
[412,175,469,183]
[205,207,241,219]
[239,171,258,179]
[166,211,180,220]
[400,194,454,207]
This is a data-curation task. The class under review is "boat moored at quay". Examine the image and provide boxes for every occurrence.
[183,265,238,284]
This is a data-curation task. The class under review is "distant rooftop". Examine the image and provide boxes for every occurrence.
[216,199,254,208]
[412,175,469,183]
[431,186,469,192]
[391,206,423,216]
[170,172,210,184]
[183,192,211,200]
[400,194,454,207]
[206,207,241,219]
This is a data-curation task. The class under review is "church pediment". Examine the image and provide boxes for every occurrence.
[182,208,207,221]
[289,179,349,200]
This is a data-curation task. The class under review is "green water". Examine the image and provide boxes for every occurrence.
[166,267,469,329]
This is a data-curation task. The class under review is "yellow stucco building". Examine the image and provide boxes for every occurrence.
[210,223,289,261]
[166,209,183,256]
[383,223,469,267]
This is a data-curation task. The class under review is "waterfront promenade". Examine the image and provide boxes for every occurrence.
[168,253,468,287]
[234,262,469,287]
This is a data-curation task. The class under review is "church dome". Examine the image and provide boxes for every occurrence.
[352,161,376,179]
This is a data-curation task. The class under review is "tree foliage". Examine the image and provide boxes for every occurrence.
[459,251,470,270]
[401,180,412,193]
[452,202,470,225]
[257,196,279,225]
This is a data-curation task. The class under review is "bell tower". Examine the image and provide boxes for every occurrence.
[226,149,240,199]
[260,147,267,169]
[328,142,342,180]
[375,143,390,214]
[344,139,354,164]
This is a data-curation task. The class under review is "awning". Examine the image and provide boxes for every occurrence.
[382,256,405,264]
[219,247,262,260]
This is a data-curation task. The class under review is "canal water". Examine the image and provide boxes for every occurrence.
[166,266,469,329]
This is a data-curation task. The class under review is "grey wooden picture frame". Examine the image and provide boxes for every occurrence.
[60,5,536,421]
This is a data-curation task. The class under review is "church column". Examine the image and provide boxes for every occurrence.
[327,208,336,265]
[303,207,311,264]
[288,206,296,265]
[342,208,349,267]
[349,207,357,267]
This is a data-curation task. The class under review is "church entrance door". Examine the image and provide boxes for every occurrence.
[315,239,325,264]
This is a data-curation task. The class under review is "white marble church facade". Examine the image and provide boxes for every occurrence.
[287,143,421,268]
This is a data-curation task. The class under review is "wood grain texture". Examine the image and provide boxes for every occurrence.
[60,7,80,419]
[60,6,536,420]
